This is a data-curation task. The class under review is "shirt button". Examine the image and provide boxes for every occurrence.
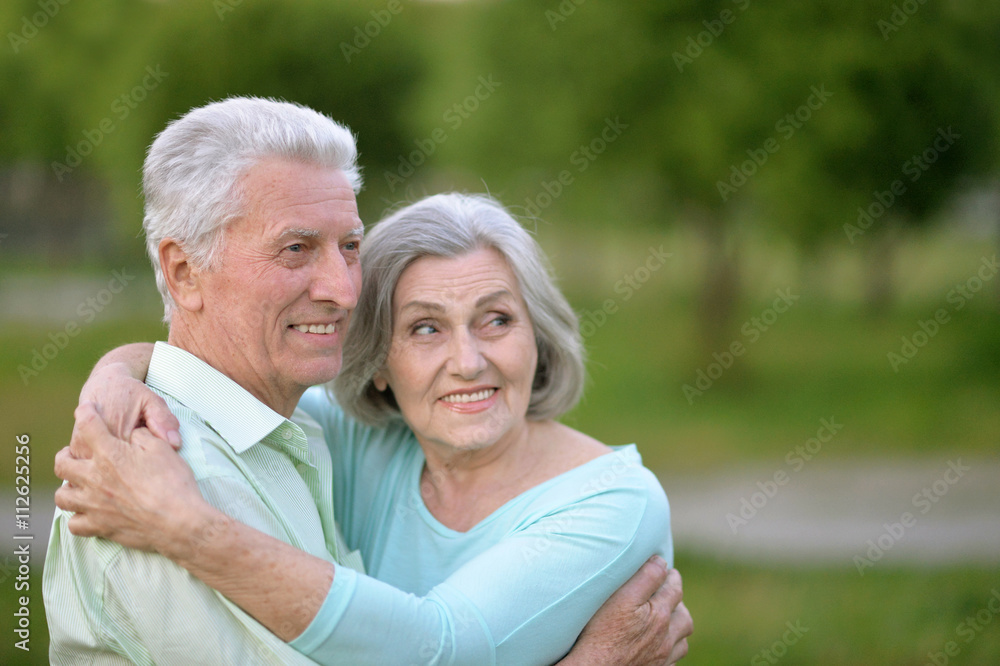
[282,429,292,440]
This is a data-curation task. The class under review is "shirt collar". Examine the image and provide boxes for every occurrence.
[146,341,288,454]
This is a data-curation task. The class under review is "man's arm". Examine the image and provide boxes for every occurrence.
[56,405,333,643]
[47,406,323,664]
[46,512,319,665]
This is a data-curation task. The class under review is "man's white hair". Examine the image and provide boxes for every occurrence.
[142,96,362,322]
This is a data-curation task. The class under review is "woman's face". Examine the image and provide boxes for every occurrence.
[375,247,538,454]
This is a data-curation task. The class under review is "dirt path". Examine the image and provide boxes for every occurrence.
[658,456,1000,567]
[11,456,1000,571]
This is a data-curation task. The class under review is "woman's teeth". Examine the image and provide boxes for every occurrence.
[440,389,496,403]
[294,324,336,334]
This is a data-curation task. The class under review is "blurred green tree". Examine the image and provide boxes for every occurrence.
[456,0,1000,349]
[0,0,427,260]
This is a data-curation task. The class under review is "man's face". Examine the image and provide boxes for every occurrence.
[195,157,363,409]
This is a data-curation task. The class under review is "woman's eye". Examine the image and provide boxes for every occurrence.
[488,314,511,327]
[414,324,437,335]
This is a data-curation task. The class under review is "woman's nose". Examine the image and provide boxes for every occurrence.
[448,327,487,379]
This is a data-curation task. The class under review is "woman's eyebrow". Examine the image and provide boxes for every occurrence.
[476,290,513,308]
[400,300,444,314]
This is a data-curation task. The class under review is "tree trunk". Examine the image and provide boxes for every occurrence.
[863,220,900,315]
[696,220,740,357]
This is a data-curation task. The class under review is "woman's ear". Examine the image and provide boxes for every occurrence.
[160,239,204,313]
[373,371,388,392]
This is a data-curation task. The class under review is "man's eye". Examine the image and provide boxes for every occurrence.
[344,241,360,252]
[286,244,304,253]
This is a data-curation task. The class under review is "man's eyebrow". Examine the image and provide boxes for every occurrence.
[274,228,321,244]
[271,226,364,245]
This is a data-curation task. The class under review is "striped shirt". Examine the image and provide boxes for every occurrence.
[43,341,362,665]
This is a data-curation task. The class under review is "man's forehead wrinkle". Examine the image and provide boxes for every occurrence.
[265,189,359,212]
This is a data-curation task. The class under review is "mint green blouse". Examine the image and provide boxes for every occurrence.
[291,387,672,665]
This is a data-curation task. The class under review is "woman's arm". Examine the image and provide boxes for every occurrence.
[57,408,686,663]
[59,363,689,663]
[78,342,181,446]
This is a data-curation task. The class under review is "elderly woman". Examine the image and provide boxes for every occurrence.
[56,193,685,664]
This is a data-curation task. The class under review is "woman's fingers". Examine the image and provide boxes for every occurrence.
[139,393,182,448]
[65,512,97,538]
[54,481,84,514]
[615,555,670,608]
[69,401,109,459]
[664,602,693,664]
[652,568,683,610]
[54,446,93,488]
[131,426,176,453]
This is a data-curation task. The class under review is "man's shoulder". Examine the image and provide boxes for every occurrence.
[149,388,258,483]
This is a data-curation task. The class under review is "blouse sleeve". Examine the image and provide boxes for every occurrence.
[291,445,672,666]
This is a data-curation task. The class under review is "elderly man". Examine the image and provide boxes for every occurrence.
[44,97,689,664]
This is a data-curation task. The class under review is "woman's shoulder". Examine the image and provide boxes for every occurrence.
[546,423,661,490]
[526,423,667,509]
[295,386,416,456]
[514,434,672,564]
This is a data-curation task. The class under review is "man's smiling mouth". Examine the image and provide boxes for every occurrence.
[292,323,338,334]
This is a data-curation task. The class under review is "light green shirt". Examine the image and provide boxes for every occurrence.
[43,341,362,665]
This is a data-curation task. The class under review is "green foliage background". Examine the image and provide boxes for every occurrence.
[1,1,998,664]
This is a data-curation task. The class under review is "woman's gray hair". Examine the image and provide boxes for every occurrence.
[142,96,361,322]
[333,193,585,426]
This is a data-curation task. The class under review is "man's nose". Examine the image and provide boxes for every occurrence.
[310,249,359,310]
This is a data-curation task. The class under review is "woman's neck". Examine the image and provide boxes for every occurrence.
[416,420,611,532]
[418,420,547,531]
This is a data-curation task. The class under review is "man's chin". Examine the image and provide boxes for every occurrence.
[293,359,342,388]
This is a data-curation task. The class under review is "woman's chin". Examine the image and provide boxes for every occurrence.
[417,425,508,455]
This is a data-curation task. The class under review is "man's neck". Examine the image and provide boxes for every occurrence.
[167,325,302,418]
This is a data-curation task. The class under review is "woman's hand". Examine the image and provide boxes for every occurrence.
[561,558,692,665]
[54,402,215,557]
[78,343,180,447]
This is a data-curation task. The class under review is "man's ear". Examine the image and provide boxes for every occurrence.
[373,371,388,392]
[160,239,204,313]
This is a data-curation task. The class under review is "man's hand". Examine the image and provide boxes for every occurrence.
[54,402,208,556]
[561,557,692,665]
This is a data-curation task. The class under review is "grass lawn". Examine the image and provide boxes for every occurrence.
[5,556,998,664]
[674,553,1000,665]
